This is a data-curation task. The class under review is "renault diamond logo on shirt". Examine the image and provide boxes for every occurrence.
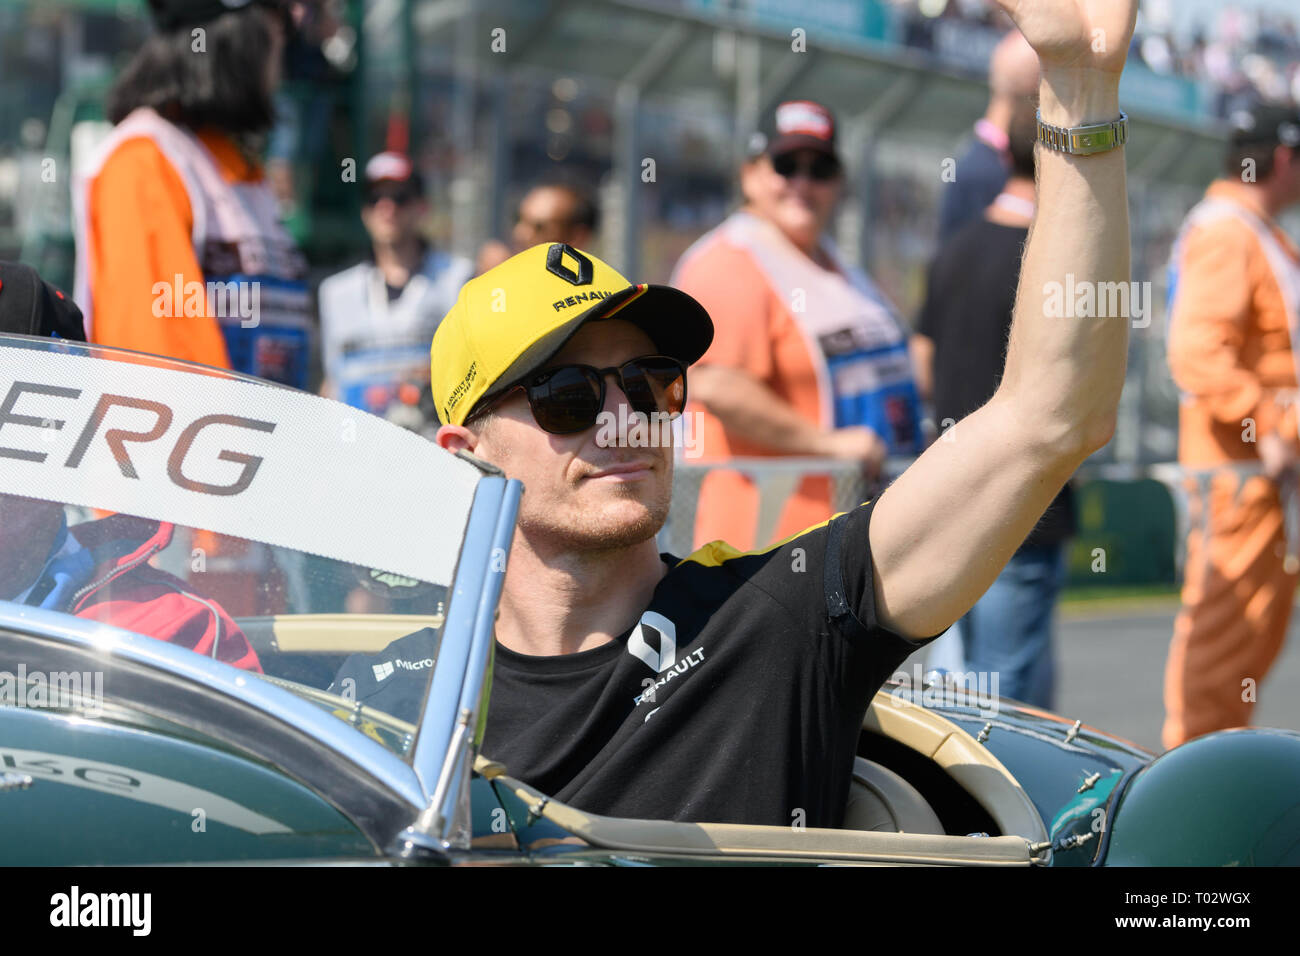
[627,611,676,673]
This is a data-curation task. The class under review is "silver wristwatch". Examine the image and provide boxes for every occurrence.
[1036,110,1128,156]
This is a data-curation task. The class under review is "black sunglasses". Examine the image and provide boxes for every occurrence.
[468,355,687,435]
[365,187,419,206]
[772,152,841,182]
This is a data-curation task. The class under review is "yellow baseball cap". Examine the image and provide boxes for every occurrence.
[431,242,714,426]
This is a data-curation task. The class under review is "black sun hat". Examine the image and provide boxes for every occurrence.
[747,100,841,163]
[146,0,290,31]
[1228,102,1300,149]
[0,262,86,341]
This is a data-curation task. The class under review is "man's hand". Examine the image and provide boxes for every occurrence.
[995,0,1138,129]
[867,0,1136,640]
[691,366,887,476]
[819,426,888,479]
[993,0,1136,74]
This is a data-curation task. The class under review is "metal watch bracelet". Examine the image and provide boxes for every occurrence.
[1035,110,1129,156]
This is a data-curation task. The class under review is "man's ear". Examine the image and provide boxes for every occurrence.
[738,156,765,203]
[437,423,477,454]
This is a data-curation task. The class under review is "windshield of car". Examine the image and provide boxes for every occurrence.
[0,334,486,761]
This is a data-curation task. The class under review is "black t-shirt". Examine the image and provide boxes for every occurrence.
[917,217,1075,548]
[330,498,937,829]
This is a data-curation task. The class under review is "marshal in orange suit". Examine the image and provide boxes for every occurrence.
[1164,104,1300,749]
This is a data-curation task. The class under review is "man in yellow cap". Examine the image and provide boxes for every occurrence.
[334,0,1139,828]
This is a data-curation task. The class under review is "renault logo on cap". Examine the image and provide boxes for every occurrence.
[545,244,594,286]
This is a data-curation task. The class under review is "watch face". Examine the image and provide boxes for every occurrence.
[1074,130,1111,153]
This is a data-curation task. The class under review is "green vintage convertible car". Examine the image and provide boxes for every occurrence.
[1,334,1298,867]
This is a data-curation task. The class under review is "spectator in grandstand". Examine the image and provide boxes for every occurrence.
[936,28,1039,236]
[265,0,349,217]
[912,101,1075,709]
[73,0,313,389]
[901,0,1300,120]
[672,100,922,551]
[317,152,471,426]
[1163,103,1300,749]
[475,177,601,276]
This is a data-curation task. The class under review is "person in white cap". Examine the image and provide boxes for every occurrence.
[317,151,472,429]
[672,99,922,552]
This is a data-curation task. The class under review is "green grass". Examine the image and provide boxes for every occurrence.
[1061,583,1181,606]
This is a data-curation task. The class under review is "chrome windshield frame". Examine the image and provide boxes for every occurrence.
[407,474,521,849]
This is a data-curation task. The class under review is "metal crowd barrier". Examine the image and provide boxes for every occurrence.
[663,458,1300,582]
[1143,461,1300,580]
[661,456,914,556]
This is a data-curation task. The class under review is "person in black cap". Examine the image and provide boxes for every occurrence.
[1225,102,1300,191]
[0,261,86,340]
[72,0,312,387]
[1162,99,1300,749]
[670,98,922,551]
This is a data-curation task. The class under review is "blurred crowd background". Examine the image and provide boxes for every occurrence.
[898,0,1300,116]
[0,0,1298,599]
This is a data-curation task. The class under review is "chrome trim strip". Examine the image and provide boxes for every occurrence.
[0,602,426,810]
[411,477,506,799]
[434,477,522,845]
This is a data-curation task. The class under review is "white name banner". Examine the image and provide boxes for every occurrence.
[0,340,481,584]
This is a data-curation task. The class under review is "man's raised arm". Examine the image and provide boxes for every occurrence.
[868,0,1138,639]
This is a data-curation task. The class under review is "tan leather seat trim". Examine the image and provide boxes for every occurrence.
[473,754,506,779]
[489,772,1033,865]
[864,693,1047,843]
[236,613,445,653]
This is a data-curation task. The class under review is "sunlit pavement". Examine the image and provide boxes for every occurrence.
[904,601,1300,752]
